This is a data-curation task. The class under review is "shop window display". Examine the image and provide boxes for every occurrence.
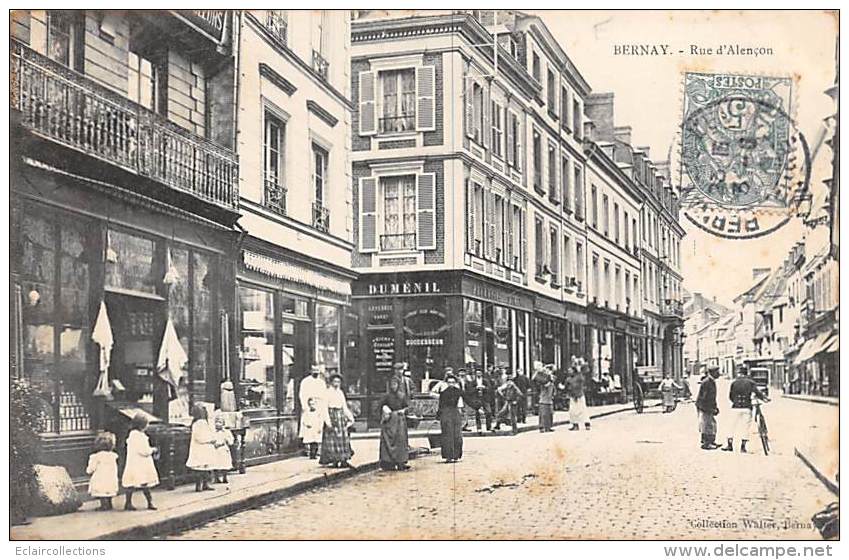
[316,303,340,377]
[239,287,276,410]
[403,298,448,391]
[464,299,483,368]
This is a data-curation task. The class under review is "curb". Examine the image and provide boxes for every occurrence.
[794,447,839,496]
[782,394,839,407]
[94,448,432,540]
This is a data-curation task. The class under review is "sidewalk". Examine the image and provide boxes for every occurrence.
[11,438,431,541]
[782,393,839,407]
[781,394,840,496]
[11,400,644,541]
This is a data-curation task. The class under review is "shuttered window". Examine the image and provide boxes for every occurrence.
[415,66,436,131]
[416,173,436,250]
[359,177,377,252]
[359,71,377,136]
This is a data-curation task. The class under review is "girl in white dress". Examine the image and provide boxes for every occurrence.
[212,414,235,484]
[86,431,119,510]
[121,414,159,510]
[186,405,217,491]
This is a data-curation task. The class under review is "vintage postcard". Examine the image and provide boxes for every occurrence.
[8,7,839,543]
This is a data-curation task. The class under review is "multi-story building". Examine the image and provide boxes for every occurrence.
[10,10,241,482]
[232,10,355,458]
[682,292,730,375]
[348,10,593,422]
[583,94,645,394]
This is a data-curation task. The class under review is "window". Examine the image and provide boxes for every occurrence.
[625,271,632,309]
[311,12,329,79]
[547,69,557,115]
[561,156,571,210]
[239,286,276,410]
[312,143,329,231]
[380,175,416,251]
[549,226,559,284]
[494,195,505,262]
[614,265,621,310]
[535,215,545,277]
[604,260,611,306]
[533,130,543,193]
[47,11,82,70]
[491,101,504,158]
[632,218,638,253]
[512,205,525,271]
[560,86,570,130]
[591,185,598,228]
[472,182,484,255]
[563,235,572,282]
[575,242,584,288]
[572,98,582,139]
[128,50,164,114]
[592,254,600,302]
[380,69,416,133]
[574,167,584,219]
[263,111,286,213]
[614,202,620,243]
[548,143,558,202]
[508,112,521,170]
[471,82,485,143]
[602,194,609,237]
[532,51,541,81]
[265,10,288,43]
[316,303,340,377]
[623,210,630,249]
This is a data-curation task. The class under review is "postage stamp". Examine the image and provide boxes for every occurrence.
[678,72,810,239]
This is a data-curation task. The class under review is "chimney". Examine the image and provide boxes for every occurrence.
[752,267,771,280]
[584,93,615,143]
[613,125,632,145]
[637,146,651,158]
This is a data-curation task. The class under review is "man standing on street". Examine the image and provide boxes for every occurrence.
[696,367,720,449]
[513,368,531,424]
[722,366,769,453]
[567,360,591,431]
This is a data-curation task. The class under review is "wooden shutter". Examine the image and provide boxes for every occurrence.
[487,190,496,259]
[465,74,475,139]
[520,207,527,272]
[466,179,475,253]
[360,177,377,252]
[416,173,436,250]
[359,71,376,136]
[504,198,512,265]
[415,66,436,132]
[514,113,522,171]
[506,110,515,165]
[481,84,489,149]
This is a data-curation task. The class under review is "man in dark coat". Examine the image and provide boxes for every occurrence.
[696,367,720,449]
[513,369,531,424]
[466,367,493,433]
[722,366,769,453]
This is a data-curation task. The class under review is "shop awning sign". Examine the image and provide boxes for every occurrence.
[243,250,351,298]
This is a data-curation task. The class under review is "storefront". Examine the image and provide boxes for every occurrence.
[11,160,239,482]
[352,271,590,425]
[587,304,645,404]
[235,244,354,463]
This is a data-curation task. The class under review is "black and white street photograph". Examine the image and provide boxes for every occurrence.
[7,6,840,544]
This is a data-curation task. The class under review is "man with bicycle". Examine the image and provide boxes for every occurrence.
[722,365,769,453]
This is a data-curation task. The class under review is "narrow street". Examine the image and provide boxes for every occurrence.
[172,395,836,540]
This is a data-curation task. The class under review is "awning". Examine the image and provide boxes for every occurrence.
[243,250,351,297]
[821,334,839,354]
[794,331,834,365]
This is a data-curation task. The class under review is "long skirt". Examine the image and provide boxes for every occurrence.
[319,408,354,465]
[539,403,554,431]
[698,409,717,437]
[568,396,588,424]
[379,411,409,468]
[726,408,754,441]
[440,408,463,460]
[662,389,676,409]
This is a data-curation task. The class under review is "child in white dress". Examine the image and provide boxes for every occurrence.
[212,414,234,484]
[121,414,159,510]
[300,397,324,459]
[186,404,217,491]
[87,431,119,511]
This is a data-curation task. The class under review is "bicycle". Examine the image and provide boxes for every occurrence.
[753,400,769,455]
[632,383,644,414]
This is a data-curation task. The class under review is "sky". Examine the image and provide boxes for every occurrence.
[534,10,837,306]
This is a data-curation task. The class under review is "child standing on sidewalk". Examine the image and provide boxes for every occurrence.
[186,404,217,491]
[211,414,234,483]
[300,397,323,459]
[121,414,159,511]
[86,432,119,510]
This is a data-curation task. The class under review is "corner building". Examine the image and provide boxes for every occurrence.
[349,10,593,424]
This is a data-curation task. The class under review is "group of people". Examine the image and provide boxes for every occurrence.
[695,366,769,452]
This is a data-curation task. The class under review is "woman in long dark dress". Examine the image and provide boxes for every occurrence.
[379,377,410,470]
[319,374,355,468]
[438,374,464,462]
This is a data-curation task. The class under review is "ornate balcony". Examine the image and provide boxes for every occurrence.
[312,50,329,81]
[264,179,287,215]
[661,298,684,318]
[380,233,416,251]
[10,39,239,211]
[312,201,330,232]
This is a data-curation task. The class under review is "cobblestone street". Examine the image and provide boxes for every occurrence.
[172,393,836,540]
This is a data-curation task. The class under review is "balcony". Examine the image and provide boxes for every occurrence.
[379,115,415,134]
[10,40,238,211]
[661,299,684,318]
[265,11,288,44]
[312,50,329,81]
[264,179,287,215]
[380,233,416,251]
[312,201,330,232]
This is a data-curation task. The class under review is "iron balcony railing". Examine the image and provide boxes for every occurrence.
[264,178,287,215]
[10,39,239,211]
[312,50,329,81]
[265,11,288,44]
[661,299,684,317]
[379,115,416,134]
[380,233,416,251]
[312,201,330,232]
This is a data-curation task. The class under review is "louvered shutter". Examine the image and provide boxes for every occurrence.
[481,85,489,149]
[415,66,436,132]
[520,207,527,272]
[506,110,515,166]
[487,191,496,259]
[466,179,475,253]
[514,113,522,171]
[465,74,475,139]
[359,71,377,136]
[360,177,377,252]
[416,173,436,250]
